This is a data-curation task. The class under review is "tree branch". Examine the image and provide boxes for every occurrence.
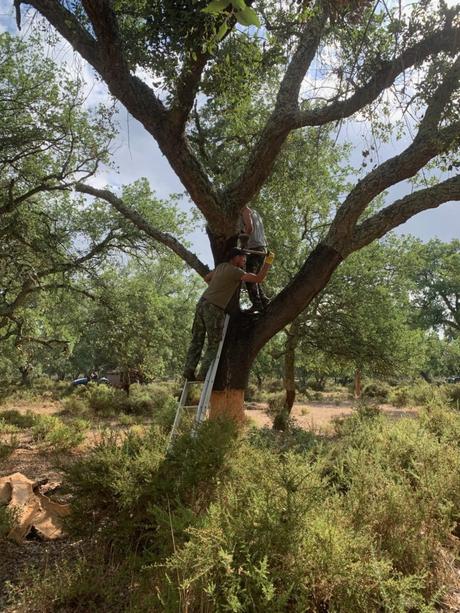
[223,12,327,210]
[75,182,210,277]
[293,24,460,128]
[350,175,460,252]
[21,0,227,230]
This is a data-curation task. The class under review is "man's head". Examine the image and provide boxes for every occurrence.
[227,247,250,267]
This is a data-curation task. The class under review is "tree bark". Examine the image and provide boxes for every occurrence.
[211,246,344,421]
[354,369,362,399]
[273,321,299,431]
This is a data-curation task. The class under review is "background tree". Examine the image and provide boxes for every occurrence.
[410,239,460,339]
[12,0,460,418]
[68,259,199,383]
[0,33,195,383]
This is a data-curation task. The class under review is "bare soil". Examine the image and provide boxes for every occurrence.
[244,399,419,432]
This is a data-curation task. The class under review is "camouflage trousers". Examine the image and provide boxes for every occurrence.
[183,298,226,378]
[245,252,269,308]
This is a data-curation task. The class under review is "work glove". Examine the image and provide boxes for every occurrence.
[264,251,275,265]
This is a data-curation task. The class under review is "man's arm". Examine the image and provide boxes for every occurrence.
[241,206,253,235]
[241,253,274,284]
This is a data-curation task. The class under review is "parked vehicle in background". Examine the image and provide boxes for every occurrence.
[446,375,460,384]
[71,375,110,386]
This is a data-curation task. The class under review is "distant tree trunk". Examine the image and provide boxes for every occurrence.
[354,368,362,398]
[19,364,32,386]
[273,321,300,431]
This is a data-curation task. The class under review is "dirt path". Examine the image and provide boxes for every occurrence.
[245,400,419,432]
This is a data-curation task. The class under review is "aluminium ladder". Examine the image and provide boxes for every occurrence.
[167,313,230,448]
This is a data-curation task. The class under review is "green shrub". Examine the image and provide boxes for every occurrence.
[0,418,18,435]
[0,433,18,460]
[244,382,259,402]
[60,395,89,416]
[265,392,285,416]
[85,384,128,415]
[6,552,136,613]
[127,382,175,415]
[246,425,317,455]
[12,405,460,612]
[362,380,391,401]
[65,419,239,545]
[32,415,89,452]
[442,383,460,406]
[0,409,36,429]
[389,382,444,408]
[388,385,411,407]
[0,504,15,538]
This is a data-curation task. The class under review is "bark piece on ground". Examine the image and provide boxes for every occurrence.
[0,472,70,543]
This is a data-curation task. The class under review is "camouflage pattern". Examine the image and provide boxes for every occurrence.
[183,298,225,378]
[246,253,269,309]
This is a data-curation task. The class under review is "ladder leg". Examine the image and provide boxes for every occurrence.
[167,380,191,450]
[193,314,230,432]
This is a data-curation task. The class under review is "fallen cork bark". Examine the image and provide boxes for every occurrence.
[0,472,70,543]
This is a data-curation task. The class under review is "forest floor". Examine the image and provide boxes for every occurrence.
[0,396,459,611]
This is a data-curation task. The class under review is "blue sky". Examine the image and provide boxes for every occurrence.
[1,0,458,267]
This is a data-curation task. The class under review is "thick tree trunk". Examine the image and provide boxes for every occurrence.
[209,243,343,422]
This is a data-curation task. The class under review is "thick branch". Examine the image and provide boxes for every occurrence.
[325,99,460,255]
[75,183,210,277]
[350,175,460,252]
[293,25,460,128]
[250,243,344,354]
[22,0,226,229]
[224,13,326,210]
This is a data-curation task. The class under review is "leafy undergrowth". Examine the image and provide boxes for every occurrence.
[5,402,460,612]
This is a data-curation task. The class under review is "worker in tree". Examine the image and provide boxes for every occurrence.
[182,247,275,381]
[239,206,271,312]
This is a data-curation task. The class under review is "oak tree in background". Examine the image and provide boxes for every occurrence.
[410,239,460,339]
[12,0,460,417]
[0,33,193,379]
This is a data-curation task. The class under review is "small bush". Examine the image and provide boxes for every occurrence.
[246,425,317,455]
[127,382,175,415]
[265,392,285,417]
[85,384,128,415]
[244,382,259,402]
[0,504,15,538]
[362,380,391,401]
[32,415,89,452]
[0,409,36,429]
[0,433,18,460]
[60,395,89,416]
[442,383,460,406]
[0,419,18,435]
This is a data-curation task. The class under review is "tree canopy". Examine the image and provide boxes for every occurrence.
[8,0,460,396]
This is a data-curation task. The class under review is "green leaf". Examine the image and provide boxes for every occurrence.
[216,22,229,41]
[230,0,246,10]
[235,6,260,27]
[202,0,228,15]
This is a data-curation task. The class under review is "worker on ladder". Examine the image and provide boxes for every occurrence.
[182,247,275,382]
